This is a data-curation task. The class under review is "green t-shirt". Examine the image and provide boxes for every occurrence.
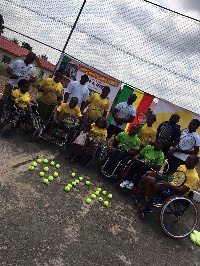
[115,132,140,151]
[140,145,164,165]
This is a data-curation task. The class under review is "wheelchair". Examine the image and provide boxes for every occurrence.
[133,187,198,239]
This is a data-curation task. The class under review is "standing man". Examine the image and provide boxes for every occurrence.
[81,86,110,121]
[156,113,181,155]
[0,52,37,108]
[107,94,137,139]
[64,74,89,109]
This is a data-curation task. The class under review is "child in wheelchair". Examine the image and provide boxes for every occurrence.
[42,97,81,143]
[120,138,164,190]
[101,125,140,177]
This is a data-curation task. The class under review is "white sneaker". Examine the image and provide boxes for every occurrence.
[120,180,130,188]
[126,182,134,190]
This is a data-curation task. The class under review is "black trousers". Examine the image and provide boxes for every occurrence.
[165,155,184,175]
[107,124,123,139]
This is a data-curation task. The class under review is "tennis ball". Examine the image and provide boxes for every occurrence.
[43,159,48,163]
[71,173,75,177]
[190,233,196,243]
[32,162,37,167]
[75,179,79,184]
[55,164,60,168]
[79,177,83,181]
[68,184,72,188]
[37,158,42,163]
[40,172,44,177]
[196,240,200,246]
[95,191,100,196]
[50,161,55,166]
[102,191,106,195]
[91,194,96,199]
[98,197,103,202]
[104,201,109,206]
[29,166,34,170]
[48,175,53,181]
[65,186,70,191]
[97,188,101,192]
[72,181,76,186]
[85,181,90,185]
[193,230,200,236]
[53,172,58,177]
[86,198,91,204]
[108,194,113,199]
[43,178,48,184]
[44,167,49,172]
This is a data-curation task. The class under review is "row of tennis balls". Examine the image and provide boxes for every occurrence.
[190,230,200,246]
[43,172,59,184]
[86,188,113,206]
[65,177,86,191]
[29,160,60,170]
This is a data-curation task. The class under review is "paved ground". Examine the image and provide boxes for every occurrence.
[0,131,200,266]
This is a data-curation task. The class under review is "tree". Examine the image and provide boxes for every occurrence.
[40,54,48,61]
[21,42,32,51]
[0,14,4,35]
[11,38,19,45]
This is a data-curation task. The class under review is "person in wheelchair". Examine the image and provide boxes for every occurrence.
[102,125,140,176]
[120,138,164,190]
[139,155,199,211]
[42,97,81,141]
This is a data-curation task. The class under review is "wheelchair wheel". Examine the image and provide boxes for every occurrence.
[159,195,197,239]
[0,101,11,129]
[2,128,12,138]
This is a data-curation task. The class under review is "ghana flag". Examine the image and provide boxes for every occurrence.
[108,84,154,131]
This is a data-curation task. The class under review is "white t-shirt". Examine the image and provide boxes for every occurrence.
[64,81,89,107]
[8,60,36,88]
[111,102,136,130]
[173,130,200,161]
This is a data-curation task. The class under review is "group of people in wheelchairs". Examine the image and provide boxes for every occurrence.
[0,52,200,239]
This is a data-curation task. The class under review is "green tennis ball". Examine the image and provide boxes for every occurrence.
[79,176,83,181]
[102,191,106,195]
[190,233,196,243]
[43,159,48,163]
[108,194,113,199]
[71,173,75,177]
[91,194,96,199]
[86,198,91,204]
[75,179,79,184]
[72,181,76,186]
[55,164,60,168]
[40,172,44,177]
[193,230,200,236]
[50,161,55,166]
[53,172,58,177]
[196,240,200,246]
[29,166,34,170]
[95,191,100,196]
[43,178,48,184]
[104,201,109,206]
[97,188,101,192]
[37,158,42,163]
[85,181,90,185]
[44,167,49,172]
[98,197,103,202]
[68,184,72,188]
[48,175,53,181]
[32,162,37,167]
[65,186,70,191]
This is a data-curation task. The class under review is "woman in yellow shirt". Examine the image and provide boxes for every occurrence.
[139,113,157,148]
[37,70,63,121]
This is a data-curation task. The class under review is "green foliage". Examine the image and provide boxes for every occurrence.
[21,42,32,51]
[0,14,4,35]
[0,64,9,78]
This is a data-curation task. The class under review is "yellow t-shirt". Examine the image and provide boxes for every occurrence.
[139,124,157,146]
[12,89,31,108]
[57,103,81,122]
[39,78,63,105]
[86,93,110,120]
[89,123,107,141]
[173,165,199,196]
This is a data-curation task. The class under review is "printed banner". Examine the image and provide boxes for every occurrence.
[58,55,121,108]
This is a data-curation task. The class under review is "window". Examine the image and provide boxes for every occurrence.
[2,55,11,64]
[38,70,44,78]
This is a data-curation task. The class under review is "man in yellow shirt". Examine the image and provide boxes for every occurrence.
[37,70,63,121]
[139,113,157,148]
[81,86,110,122]
[42,97,81,140]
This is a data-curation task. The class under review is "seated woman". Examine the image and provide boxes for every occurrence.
[42,97,81,140]
[103,125,140,175]
[120,138,164,190]
[83,117,107,163]
[139,113,157,148]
